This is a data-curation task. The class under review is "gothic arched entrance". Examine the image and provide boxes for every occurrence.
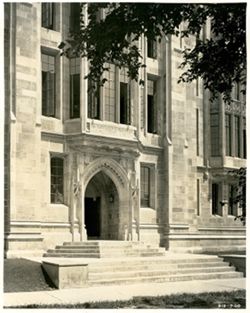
[85,171,119,239]
[81,158,131,241]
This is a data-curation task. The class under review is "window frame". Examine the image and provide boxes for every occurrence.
[140,165,150,208]
[228,184,238,216]
[234,115,241,157]
[210,113,220,156]
[41,3,55,30]
[50,156,64,204]
[225,113,232,156]
[69,3,81,33]
[69,58,81,119]
[88,79,100,120]
[147,38,157,59]
[147,78,158,134]
[42,53,56,117]
[212,183,219,215]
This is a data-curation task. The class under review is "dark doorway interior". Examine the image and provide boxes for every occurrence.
[85,197,101,238]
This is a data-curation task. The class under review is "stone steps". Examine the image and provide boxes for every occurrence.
[43,252,101,258]
[88,261,229,273]
[42,241,243,288]
[43,241,166,258]
[88,266,236,280]
[86,254,242,285]
[88,271,243,286]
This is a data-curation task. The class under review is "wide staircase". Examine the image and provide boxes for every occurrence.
[43,241,243,287]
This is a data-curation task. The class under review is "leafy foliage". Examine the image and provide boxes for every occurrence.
[61,3,246,102]
[228,167,246,225]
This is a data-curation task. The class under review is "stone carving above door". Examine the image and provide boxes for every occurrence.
[83,158,129,189]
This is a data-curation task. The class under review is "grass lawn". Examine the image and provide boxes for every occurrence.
[8,290,246,309]
[4,258,55,292]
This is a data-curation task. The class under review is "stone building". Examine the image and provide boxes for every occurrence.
[4,3,246,258]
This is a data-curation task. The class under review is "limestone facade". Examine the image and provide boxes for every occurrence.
[4,3,246,257]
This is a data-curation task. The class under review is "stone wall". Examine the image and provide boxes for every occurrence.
[4,4,246,256]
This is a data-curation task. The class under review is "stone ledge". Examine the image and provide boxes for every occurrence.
[42,260,88,289]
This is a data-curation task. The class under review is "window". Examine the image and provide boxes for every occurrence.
[234,116,240,157]
[42,53,56,117]
[197,179,200,215]
[120,68,130,125]
[51,157,64,204]
[70,3,80,32]
[243,117,246,159]
[231,82,240,101]
[196,109,199,156]
[147,39,157,59]
[210,113,219,156]
[120,83,130,124]
[147,79,157,134]
[140,166,150,207]
[42,3,55,30]
[88,80,100,119]
[70,58,80,119]
[212,183,219,215]
[196,78,200,97]
[228,184,237,216]
[225,114,232,156]
[104,64,115,122]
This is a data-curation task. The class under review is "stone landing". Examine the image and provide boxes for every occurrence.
[42,241,243,289]
[43,241,166,258]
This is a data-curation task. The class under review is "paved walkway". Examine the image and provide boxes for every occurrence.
[4,277,246,307]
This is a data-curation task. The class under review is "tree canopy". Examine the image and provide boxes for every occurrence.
[62,3,246,102]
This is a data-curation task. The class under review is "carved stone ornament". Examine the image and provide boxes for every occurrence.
[84,159,127,188]
[225,101,243,115]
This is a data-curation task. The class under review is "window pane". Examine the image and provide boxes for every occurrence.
[228,184,237,216]
[212,183,218,215]
[210,113,219,156]
[70,3,80,32]
[51,157,64,204]
[140,166,150,207]
[234,116,240,157]
[42,54,56,117]
[88,80,100,119]
[147,79,157,133]
[147,39,157,59]
[104,64,115,122]
[70,74,80,118]
[120,82,130,125]
[225,114,232,156]
[196,109,199,156]
[42,3,55,30]
[243,117,246,158]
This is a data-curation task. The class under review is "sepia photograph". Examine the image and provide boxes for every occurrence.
[2,1,247,309]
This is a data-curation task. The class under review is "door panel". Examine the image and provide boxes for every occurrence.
[85,197,100,238]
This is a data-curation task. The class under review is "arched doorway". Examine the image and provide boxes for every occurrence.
[85,171,119,240]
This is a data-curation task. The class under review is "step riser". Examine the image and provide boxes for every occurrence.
[89,267,235,280]
[88,272,243,286]
[48,249,99,253]
[54,247,164,253]
[88,262,229,273]
[44,252,165,258]
[44,253,100,258]
[87,258,222,268]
